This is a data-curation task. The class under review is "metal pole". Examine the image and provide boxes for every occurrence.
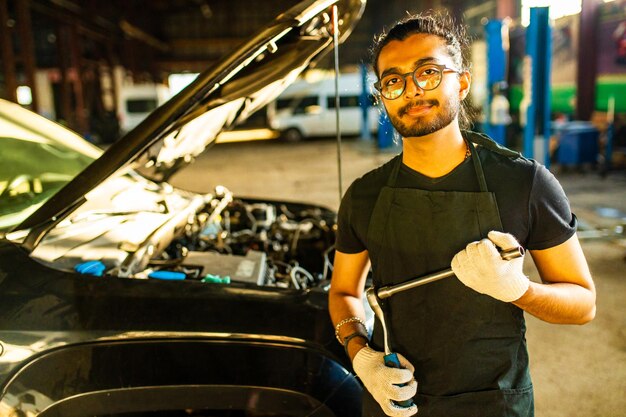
[542,12,552,169]
[523,6,551,165]
[359,63,371,141]
[484,19,509,146]
[332,5,343,204]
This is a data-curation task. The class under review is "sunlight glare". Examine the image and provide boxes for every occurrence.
[521,0,582,26]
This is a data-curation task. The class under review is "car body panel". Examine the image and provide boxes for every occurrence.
[1,339,360,417]
[0,235,361,415]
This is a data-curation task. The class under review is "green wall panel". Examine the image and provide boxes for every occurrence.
[508,77,626,116]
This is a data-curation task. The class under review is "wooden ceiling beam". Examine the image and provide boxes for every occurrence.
[168,37,245,49]
[155,58,217,73]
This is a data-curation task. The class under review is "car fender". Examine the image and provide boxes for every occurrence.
[0,338,362,416]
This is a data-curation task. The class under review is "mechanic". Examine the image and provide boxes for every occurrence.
[329,12,596,417]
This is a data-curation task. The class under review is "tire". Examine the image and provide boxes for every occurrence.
[281,128,303,142]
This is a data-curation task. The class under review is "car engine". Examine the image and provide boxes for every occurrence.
[154,186,337,289]
[27,182,336,290]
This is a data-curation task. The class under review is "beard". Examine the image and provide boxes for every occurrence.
[388,96,460,138]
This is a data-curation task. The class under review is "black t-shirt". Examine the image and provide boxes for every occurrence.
[336,141,577,254]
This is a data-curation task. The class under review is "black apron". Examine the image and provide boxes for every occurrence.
[363,137,533,417]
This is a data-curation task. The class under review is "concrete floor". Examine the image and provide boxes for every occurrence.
[171,138,626,417]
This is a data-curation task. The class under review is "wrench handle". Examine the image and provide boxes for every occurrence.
[383,352,415,408]
[378,246,524,299]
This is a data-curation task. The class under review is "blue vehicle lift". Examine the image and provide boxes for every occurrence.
[484,19,509,145]
[522,7,552,168]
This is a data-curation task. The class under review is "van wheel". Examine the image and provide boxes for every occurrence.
[281,128,303,142]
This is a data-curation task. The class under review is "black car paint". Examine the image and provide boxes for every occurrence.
[0,237,361,415]
[7,341,360,417]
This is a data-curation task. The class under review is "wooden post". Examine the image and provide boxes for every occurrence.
[575,0,599,121]
[15,0,38,111]
[497,0,518,20]
[57,24,72,126]
[69,22,87,134]
[0,0,17,102]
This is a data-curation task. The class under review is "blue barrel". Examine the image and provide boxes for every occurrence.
[555,121,599,165]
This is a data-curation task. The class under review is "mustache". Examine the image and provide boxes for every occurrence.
[398,99,439,116]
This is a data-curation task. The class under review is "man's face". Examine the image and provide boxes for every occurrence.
[376,33,469,138]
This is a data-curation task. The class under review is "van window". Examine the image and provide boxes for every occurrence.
[276,98,293,110]
[292,96,319,114]
[327,95,376,109]
[126,99,158,114]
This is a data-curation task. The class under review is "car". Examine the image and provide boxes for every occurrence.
[0,1,366,415]
[0,100,102,233]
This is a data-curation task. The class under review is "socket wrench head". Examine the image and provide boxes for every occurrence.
[365,287,391,355]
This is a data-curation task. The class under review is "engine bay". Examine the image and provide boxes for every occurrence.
[27,183,336,290]
[150,186,337,289]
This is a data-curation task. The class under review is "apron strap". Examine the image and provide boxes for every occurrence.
[462,130,520,158]
[467,139,489,192]
[386,154,403,187]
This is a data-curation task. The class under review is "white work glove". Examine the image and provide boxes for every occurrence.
[353,346,418,417]
[451,230,529,302]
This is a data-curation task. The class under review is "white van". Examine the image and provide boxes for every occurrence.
[118,84,171,134]
[267,73,381,141]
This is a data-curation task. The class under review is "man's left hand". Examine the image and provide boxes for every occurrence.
[451,231,529,302]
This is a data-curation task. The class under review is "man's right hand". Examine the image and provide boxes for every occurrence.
[352,346,418,416]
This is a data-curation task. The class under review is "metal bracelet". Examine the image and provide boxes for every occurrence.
[334,316,367,344]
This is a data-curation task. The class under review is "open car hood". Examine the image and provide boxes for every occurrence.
[17,0,365,249]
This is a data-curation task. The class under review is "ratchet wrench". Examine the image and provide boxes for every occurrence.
[364,245,524,409]
[365,287,415,409]
[377,246,524,299]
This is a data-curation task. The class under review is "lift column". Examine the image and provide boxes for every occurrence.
[484,19,509,145]
[522,7,552,167]
[360,63,372,141]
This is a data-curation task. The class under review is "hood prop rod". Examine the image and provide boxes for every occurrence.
[332,4,343,204]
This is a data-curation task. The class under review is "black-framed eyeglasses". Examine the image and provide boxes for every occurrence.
[374,63,461,100]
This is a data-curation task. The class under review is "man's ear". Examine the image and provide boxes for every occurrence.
[459,71,471,100]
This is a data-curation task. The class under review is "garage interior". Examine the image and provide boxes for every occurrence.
[0,0,532,142]
[1,1,625,417]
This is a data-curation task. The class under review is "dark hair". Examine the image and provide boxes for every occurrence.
[370,11,475,129]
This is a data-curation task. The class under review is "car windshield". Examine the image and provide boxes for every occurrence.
[0,102,99,232]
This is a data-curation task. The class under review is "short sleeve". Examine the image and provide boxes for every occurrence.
[526,165,577,250]
[335,185,367,254]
